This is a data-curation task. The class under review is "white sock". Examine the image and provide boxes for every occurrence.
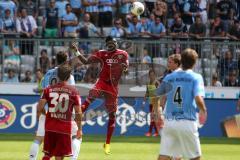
[29,140,40,160]
[71,138,82,160]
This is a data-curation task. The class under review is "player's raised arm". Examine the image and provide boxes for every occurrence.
[70,42,99,64]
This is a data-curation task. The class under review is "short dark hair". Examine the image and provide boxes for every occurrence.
[168,54,181,67]
[41,49,47,55]
[56,51,68,65]
[105,36,116,43]
[58,64,72,82]
[36,68,42,73]
[212,73,218,80]
[181,48,198,70]
[148,68,155,75]
[66,3,71,9]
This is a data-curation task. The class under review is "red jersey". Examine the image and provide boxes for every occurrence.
[41,83,81,135]
[90,49,129,96]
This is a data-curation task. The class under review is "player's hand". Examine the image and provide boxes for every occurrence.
[70,42,78,52]
[70,42,82,57]
[76,129,82,139]
[199,110,207,125]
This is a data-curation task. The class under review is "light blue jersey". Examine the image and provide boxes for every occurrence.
[41,67,75,89]
[159,69,205,121]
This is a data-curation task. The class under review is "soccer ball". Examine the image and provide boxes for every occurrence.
[130,1,145,16]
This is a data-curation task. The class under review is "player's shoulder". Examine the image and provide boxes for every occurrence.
[65,84,79,95]
[45,68,57,75]
[184,70,203,81]
[97,50,106,53]
[116,49,128,55]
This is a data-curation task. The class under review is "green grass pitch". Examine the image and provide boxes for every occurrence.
[0,134,240,160]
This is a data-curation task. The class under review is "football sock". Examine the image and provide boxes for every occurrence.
[29,140,40,160]
[42,155,50,160]
[71,138,82,160]
[149,121,154,133]
[106,114,116,144]
[153,121,159,134]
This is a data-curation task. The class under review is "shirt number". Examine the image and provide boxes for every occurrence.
[49,92,69,113]
[173,86,182,107]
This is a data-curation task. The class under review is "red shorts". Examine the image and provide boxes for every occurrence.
[89,80,118,113]
[43,131,72,157]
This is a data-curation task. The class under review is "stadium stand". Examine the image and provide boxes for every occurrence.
[0,0,239,86]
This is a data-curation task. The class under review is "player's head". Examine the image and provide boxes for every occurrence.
[58,64,72,82]
[181,48,198,70]
[167,54,181,71]
[149,69,156,81]
[105,36,118,52]
[56,51,68,65]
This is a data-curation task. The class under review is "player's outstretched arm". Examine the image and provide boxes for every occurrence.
[195,96,207,125]
[70,42,88,64]
[70,42,98,65]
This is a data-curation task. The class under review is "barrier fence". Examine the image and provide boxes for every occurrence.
[0,37,240,86]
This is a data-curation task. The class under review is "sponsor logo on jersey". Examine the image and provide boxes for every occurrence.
[0,99,17,129]
[118,54,123,59]
[106,59,118,64]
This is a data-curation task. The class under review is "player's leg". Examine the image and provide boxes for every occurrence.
[81,88,100,113]
[42,154,51,160]
[71,121,82,160]
[158,155,171,160]
[29,114,45,160]
[146,104,154,136]
[106,111,116,144]
[177,120,201,160]
[159,121,181,160]
[103,93,117,155]
[71,138,82,160]
[152,101,160,136]
[42,131,54,160]
[190,157,200,160]
[55,157,64,160]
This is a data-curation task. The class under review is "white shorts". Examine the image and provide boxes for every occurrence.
[71,121,78,136]
[36,114,79,136]
[36,114,46,137]
[159,120,202,159]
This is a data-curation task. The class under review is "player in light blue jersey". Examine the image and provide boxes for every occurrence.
[29,52,81,160]
[156,48,207,160]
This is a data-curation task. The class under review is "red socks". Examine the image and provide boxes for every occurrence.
[106,113,116,144]
[42,155,50,160]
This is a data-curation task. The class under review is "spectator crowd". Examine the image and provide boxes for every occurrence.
[0,0,239,86]
[1,0,240,39]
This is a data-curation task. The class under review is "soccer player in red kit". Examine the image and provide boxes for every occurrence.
[37,64,82,160]
[71,36,128,155]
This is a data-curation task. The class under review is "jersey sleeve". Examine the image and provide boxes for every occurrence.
[89,51,101,63]
[41,72,50,89]
[40,88,49,100]
[125,52,129,67]
[75,95,81,106]
[193,75,205,98]
[155,76,172,96]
